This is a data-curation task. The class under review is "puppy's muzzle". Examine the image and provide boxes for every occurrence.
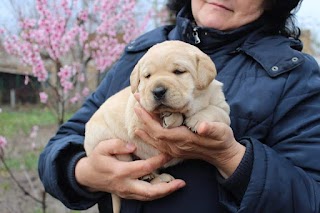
[153,86,167,101]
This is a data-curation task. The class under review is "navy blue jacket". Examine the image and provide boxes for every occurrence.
[39,9,320,213]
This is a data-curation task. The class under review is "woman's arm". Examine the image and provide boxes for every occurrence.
[133,56,320,212]
[38,70,117,209]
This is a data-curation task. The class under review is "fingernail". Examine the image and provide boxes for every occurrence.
[134,129,142,136]
[178,181,186,188]
[126,143,135,151]
[197,122,208,135]
[134,93,140,101]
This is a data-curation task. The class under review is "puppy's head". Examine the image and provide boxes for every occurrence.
[130,40,216,113]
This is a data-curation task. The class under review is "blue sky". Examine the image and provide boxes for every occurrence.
[297,0,319,21]
[297,0,320,38]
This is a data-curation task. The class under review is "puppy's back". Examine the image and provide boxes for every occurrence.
[84,87,132,155]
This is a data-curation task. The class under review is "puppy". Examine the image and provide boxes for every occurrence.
[84,40,230,213]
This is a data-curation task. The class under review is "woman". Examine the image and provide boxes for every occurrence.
[39,0,320,212]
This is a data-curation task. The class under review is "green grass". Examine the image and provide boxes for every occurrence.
[0,105,78,213]
[0,106,56,137]
[0,105,75,170]
[0,105,75,138]
[3,152,39,171]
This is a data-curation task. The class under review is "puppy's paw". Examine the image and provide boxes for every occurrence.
[184,116,202,133]
[150,173,175,184]
[140,173,156,182]
[161,112,184,128]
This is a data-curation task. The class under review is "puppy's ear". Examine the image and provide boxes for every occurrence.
[130,62,140,93]
[195,53,217,90]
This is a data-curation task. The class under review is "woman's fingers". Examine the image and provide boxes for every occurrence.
[134,106,197,141]
[95,139,136,156]
[197,121,236,147]
[120,178,186,201]
[197,121,226,138]
[134,128,166,151]
[135,105,232,144]
[134,92,140,102]
[112,151,185,201]
[77,137,186,200]
[124,153,172,178]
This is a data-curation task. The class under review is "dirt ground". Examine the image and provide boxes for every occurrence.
[0,125,99,213]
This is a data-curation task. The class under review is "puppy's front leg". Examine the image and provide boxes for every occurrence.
[150,173,175,184]
[161,112,184,128]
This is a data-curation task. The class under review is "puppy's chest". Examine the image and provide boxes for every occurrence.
[133,140,160,160]
[133,140,182,168]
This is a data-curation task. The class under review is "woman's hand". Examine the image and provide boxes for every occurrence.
[134,105,246,179]
[75,139,186,201]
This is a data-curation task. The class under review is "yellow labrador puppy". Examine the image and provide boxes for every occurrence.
[84,40,230,213]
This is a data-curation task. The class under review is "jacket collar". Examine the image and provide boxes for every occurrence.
[126,6,305,77]
[241,30,304,77]
[125,25,171,52]
[169,7,266,51]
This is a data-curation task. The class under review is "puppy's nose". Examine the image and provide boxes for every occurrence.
[153,86,167,100]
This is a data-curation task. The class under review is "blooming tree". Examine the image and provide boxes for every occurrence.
[1,0,152,125]
[0,1,169,211]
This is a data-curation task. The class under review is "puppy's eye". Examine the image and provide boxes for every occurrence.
[173,69,185,75]
[144,73,151,79]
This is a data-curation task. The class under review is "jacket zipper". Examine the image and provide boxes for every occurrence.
[192,27,201,44]
[229,47,243,54]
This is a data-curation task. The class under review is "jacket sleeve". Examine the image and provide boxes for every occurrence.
[220,55,320,212]
[38,62,121,209]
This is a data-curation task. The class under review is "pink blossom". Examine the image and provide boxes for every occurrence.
[78,73,85,82]
[70,93,80,104]
[82,87,90,96]
[0,136,7,149]
[30,126,39,138]
[20,19,36,30]
[58,65,73,79]
[39,92,48,104]
[78,10,89,22]
[58,65,76,93]
[79,27,89,46]
[61,81,74,93]
[61,0,71,17]
[90,41,99,49]
[1,0,153,116]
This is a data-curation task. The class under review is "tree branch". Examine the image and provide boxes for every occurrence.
[0,151,43,204]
